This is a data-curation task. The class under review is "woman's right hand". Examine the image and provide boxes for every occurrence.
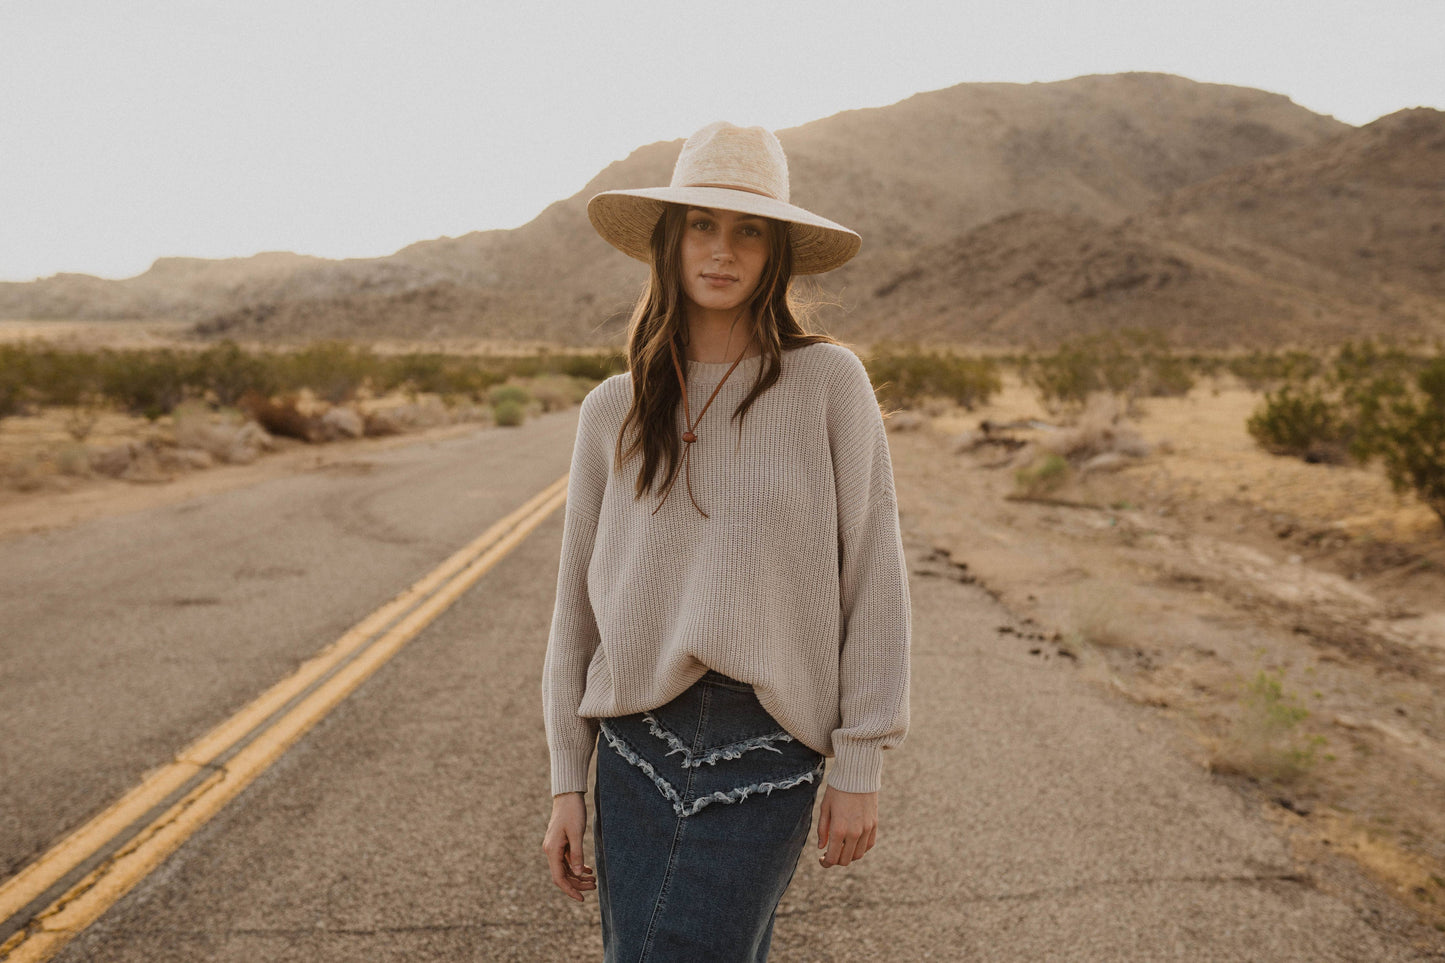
[543,792,596,901]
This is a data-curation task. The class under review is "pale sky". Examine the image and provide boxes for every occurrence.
[2,0,1441,283]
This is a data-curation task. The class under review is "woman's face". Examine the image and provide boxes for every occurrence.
[677,206,772,319]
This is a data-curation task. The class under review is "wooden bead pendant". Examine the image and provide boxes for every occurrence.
[682,430,697,443]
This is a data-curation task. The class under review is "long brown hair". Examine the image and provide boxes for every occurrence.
[615,203,842,503]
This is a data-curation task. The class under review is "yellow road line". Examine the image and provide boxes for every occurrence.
[0,476,569,962]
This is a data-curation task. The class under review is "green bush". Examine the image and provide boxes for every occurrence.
[1242,339,1445,527]
[277,340,376,404]
[1018,328,1196,410]
[1352,355,1445,526]
[0,345,31,420]
[0,341,622,429]
[492,398,526,427]
[1013,453,1070,498]
[863,343,1001,410]
[98,347,191,421]
[1215,669,1324,785]
[1227,350,1324,392]
[488,383,532,408]
[193,340,277,407]
[1246,382,1352,462]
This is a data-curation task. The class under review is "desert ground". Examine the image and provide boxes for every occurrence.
[2,339,1443,949]
[890,372,1445,931]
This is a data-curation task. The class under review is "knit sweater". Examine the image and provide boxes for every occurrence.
[541,341,911,796]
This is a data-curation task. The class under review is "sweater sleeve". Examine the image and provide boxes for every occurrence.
[825,349,913,794]
[541,386,612,796]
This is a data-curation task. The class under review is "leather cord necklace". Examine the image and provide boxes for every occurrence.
[652,331,755,518]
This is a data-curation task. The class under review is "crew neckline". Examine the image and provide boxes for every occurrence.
[684,352,767,385]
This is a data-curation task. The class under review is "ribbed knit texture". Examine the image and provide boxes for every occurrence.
[541,341,911,796]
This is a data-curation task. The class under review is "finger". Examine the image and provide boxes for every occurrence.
[564,861,597,885]
[865,823,877,855]
[567,825,586,874]
[821,827,849,867]
[548,837,588,901]
[549,854,582,901]
[816,804,830,851]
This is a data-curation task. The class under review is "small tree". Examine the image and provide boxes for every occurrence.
[1246,382,1352,462]
[1353,356,1445,526]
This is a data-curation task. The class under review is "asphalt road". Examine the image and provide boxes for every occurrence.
[1,407,1439,961]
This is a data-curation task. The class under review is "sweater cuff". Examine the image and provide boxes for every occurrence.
[550,741,596,797]
[827,738,885,794]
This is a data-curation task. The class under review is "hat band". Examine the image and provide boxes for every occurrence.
[681,181,781,202]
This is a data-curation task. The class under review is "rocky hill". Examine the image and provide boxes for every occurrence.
[8,72,1440,349]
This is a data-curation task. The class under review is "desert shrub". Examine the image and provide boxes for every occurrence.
[192,339,278,407]
[378,351,502,400]
[1013,452,1070,498]
[0,342,618,432]
[1213,669,1324,785]
[98,347,192,420]
[1227,350,1324,392]
[0,345,29,420]
[1019,328,1195,411]
[488,383,532,407]
[1350,355,1445,526]
[554,350,628,382]
[28,346,104,407]
[863,343,1001,411]
[1244,340,1445,523]
[492,399,526,426]
[489,383,531,427]
[1139,353,1196,397]
[276,340,377,404]
[1246,382,1352,462]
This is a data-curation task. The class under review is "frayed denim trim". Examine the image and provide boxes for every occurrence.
[641,710,795,768]
[679,760,825,817]
[600,720,825,819]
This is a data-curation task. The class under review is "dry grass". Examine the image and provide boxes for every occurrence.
[1209,668,1327,785]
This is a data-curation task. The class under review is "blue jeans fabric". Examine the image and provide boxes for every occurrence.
[593,668,826,962]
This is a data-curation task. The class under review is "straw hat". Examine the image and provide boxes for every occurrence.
[586,121,861,275]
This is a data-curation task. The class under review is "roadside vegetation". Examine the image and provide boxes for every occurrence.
[868,330,1445,931]
[1245,339,1445,527]
[859,331,1445,531]
[0,340,626,491]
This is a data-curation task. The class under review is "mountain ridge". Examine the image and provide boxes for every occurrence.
[7,72,1440,348]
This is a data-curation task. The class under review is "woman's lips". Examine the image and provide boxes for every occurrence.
[701,274,737,287]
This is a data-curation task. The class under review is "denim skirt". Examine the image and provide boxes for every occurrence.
[593,668,826,963]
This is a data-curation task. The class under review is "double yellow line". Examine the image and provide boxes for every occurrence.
[0,475,569,962]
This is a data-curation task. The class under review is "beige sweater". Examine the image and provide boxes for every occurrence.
[542,341,911,796]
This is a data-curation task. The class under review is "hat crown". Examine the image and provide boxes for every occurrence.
[669,121,790,204]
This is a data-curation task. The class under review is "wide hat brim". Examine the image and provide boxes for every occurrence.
[587,186,861,276]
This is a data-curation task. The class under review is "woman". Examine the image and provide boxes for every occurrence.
[541,121,911,961]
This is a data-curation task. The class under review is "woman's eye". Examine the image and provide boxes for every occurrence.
[690,219,712,231]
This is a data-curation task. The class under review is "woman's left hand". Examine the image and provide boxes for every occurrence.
[816,785,878,868]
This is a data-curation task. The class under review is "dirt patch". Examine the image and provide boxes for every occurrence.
[891,372,1445,934]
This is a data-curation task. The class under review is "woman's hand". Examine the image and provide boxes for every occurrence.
[543,792,596,901]
[816,785,879,867]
